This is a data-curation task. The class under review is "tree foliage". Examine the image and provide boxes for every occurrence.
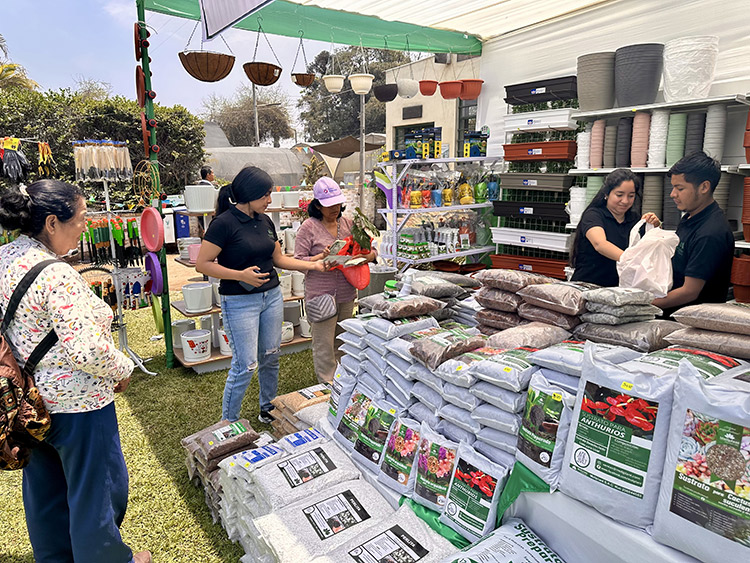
[202,85,293,147]
[0,33,37,91]
[298,47,409,142]
[0,88,205,195]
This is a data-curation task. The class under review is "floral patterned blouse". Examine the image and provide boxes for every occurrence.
[0,235,133,414]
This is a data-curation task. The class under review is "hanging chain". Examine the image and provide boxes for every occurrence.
[252,19,261,61]
[184,21,200,51]
[257,18,282,66]
[405,36,414,79]
[291,31,308,73]
[221,34,234,55]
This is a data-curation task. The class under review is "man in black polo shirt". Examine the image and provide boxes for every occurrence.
[653,152,734,317]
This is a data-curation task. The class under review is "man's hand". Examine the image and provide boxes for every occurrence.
[114,377,130,393]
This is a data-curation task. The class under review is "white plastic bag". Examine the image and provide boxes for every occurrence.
[617,220,680,298]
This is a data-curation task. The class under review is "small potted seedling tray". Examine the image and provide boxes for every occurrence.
[502,141,577,161]
[504,76,577,105]
[490,254,568,279]
[498,173,574,191]
[492,200,568,221]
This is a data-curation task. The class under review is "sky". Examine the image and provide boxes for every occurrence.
[1,0,332,139]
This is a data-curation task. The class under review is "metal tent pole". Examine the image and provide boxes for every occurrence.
[360,93,366,208]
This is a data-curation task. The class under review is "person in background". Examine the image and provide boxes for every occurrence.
[653,151,734,317]
[0,181,150,563]
[570,168,660,286]
[294,177,377,383]
[198,165,215,185]
[196,166,327,424]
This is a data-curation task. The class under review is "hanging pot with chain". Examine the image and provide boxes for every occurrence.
[243,18,282,86]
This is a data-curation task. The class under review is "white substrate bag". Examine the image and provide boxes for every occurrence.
[409,401,440,428]
[253,442,361,511]
[366,314,439,339]
[470,381,525,413]
[438,419,476,444]
[515,371,575,490]
[651,362,750,562]
[335,386,377,451]
[385,382,412,409]
[339,317,369,337]
[529,340,642,376]
[337,331,364,349]
[362,332,388,355]
[312,504,457,563]
[279,427,328,454]
[359,373,386,399]
[363,359,388,389]
[409,363,445,394]
[536,368,580,395]
[339,342,365,360]
[439,517,566,563]
[438,403,482,435]
[435,347,505,388]
[439,442,510,542]
[620,345,750,380]
[363,347,389,372]
[473,347,539,392]
[352,397,400,473]
[472,440,517,468]
[296,402,329,427]
[385,366,414,398]
[340,354,363,376]
[442,382,483,411]
[253,480,395,562]
[378,417,422,495]
[560,343,676,528]
[411,382,446,412]
[477,427,517,454]
[472,404,521,435]
[413,423,459,512]
[327,364,357,426]
[385,353,415,379]
[218,444,287,483]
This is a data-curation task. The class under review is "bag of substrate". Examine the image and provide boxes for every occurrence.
[487,322,570,350]
[536,368,580,395]
[297,402,330,427]
[252,480,395,562]
[363,359,388,389]
[357,292,386,312]
[362,332,388,355]
[442,382,483,411]
[435,347,506,388]
[385,326,450,361]
[385,353,415,379]
[328,365,357,426]
[573,320,683,353]
[516,371,575,490]
[477,324,502,336]
[409,401,440,428]
[582,286,654,307]
[651,362,750,562]
[371,295,445,320]
[272,384,332,415]
[528,340,642,376]
[377,417,422,495]
[312,504,457,563]
[430,306,455,322]
[279,427,328,454]
[218,444,287,483]
[411,382,446,413]
[339,342,365,360]
[472,404,521,435]
[335,386,377,450]
[585,301,662,317]
[472,440,516,468]
[366,315,439,340]
[385,366,414,397]
[470,381,525,413]
[438,403,482,435]
[474,269,554,293]
[408,363,445,394]
[517,281,600,316]
[336,331,365,349]
[475,287,523,312]
[473,347,539,393]
[412,423,459,512]
[559,343,676,528]
[400,275,468,299]
[518,302,580,331]
[352,397,401,473]
[340,354,363,376]
[439,442,510,542]
[359,373,386,399]
[439,320,480,334]
[385,382,412,409]
[197,420,260,462]
[666,327,750,360]
[338,317,369,337]
[580,312,655,325]
[452,312,478,327]
[438,517,566,563]
[409,328,486,370]
[411,269,480,288]
[620,345,750,380]
[475,308,525,330]
[671,302,750,336]
[477,427,517,454]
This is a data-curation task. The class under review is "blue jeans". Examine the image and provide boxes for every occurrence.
[22,402,134,563]
[221,286,283,419]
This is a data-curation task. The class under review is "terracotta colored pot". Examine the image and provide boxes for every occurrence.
[746,107,750,130]
[490,254,568,280]
[432,260,461,273]
[373,84,398,102]
[179,51,235,82]
[735,284,750,303]
[292,73,315,87]
[745,147,750,163]
[460,79,484,100]
[744,224,750,243]
[502,140,578,161]
[419,80,438,96]
[731,255,750,286]
[243,62,282,86]
[744,131,750,147]
[439,80,463,99]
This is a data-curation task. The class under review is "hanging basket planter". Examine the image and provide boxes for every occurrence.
[373,84,398,102]
[349,73,375,95]
[397,78,419,99]
[243,62,282,86]
[419,80,438,96]
[323,74,345,93]
[179,51,235,82]
[459,78,484,100]
[292,73,315,87]
[439,80,463,99]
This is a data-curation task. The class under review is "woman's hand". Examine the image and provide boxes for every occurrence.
[642,212,662,227]
[114,377,130,393]
[239,265,270,288]
[320,245,331,260]
[309,260,328,272]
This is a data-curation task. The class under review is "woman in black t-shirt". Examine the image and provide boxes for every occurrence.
[570,169,660,287]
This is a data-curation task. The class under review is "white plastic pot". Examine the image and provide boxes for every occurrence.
[349,73,374,95]
[270,191,284,208]
[291,271,305,295]
[397,78,419,99]
[181,329,211,362]
[281,321,294,343]
[182,282,213,314]
[184,184,219,213]
[278,273,292,298]
[171,319,195,349]
[284,229,297,254]
[323,74,345,93]
[218,329,232,356]
[283,191,301,208]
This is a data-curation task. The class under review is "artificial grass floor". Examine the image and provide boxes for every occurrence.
[0,292,318,562]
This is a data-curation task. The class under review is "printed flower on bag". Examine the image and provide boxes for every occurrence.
[427,456,439,474]
[581,389,657,433]
[455,468,497,498]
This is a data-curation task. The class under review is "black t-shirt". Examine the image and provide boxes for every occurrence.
[666,201,734,316]
[203,206,280,295]
[571,207,638,287]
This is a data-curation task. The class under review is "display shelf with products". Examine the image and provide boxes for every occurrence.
[570,165,738,175]
[388,245,495,266]
[571,93,749,121]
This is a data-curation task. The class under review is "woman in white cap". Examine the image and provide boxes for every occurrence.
[295,177,377,383]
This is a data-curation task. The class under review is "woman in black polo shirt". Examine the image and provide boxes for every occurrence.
[570,169,660,287]
[195,166,326,424]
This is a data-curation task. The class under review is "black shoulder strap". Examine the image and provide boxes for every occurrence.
[1,259,61,378]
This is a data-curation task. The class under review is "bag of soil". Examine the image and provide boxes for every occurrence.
[518,302,580,330]
[529,340,642,376]
[473,347,539,392]
[272,384,332,414]
[409,401,440,428]
[560,343,676,528]
[437,419,476,444]
[488,322,570,350]
[385,353,415,379]
[399,275,468,299]
[328,365,357,426]
[620,345,750,379]
[340,354,363,376]
[666,327,750,360]
[671,302,750,336]
[377,417,422,495]
[371,295,445,320]
[338,317,369,337]
[409,328,487,370]
[580,312,656,325]
[439,442,510,542]
[430,306,455,322]
[357,292,387,312]
[352,397,401,473]
[477,427,517,454]
[472,440,516,468]
[359,373,386,399]
[475,287,523,312]
[470,381,525,413]
[410,269,480,288]
[651,362,750,562]
[435,348,501,388]
[335,386,376,451]
[516,371,575,490]
[410,382,446,412]
[336,331,365,349]
[537,368,580,395]
[278,427,328,455]
[474,269,554,292]
[476,308,526,330]
[442,382,483,411]
[385,366,415,398]
[386,382,412,409]
[438,517,566,563]
[472,404,521,435]
[582,286,654,307]
[338,342,365,360]
[367,315,440,340]
[573,319,683,352]
[585,301,662,317]
[408,363,445,394]
[362,332,388,355]
[517,281,600,316]
[218,444,287,483]
[438,403,482,435]
[477,324,502,336]
[364,347,388,372]
[412,423,459,512]
[297,403,329,427]
[197,420,260,462]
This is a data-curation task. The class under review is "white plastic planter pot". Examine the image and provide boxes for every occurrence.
[348,73,374,94]
[397,78,419,99]
[322,74,345,93]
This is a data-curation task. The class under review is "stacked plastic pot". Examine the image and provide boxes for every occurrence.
[614,43,663,107]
